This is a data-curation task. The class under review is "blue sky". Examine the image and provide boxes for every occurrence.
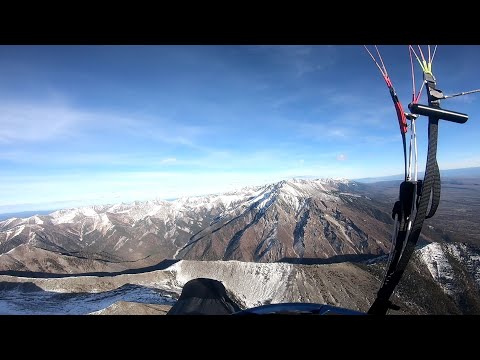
[1,45,479,212]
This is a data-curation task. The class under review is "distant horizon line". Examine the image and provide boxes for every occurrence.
[1,166,479,217]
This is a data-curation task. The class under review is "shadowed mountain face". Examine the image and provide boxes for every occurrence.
[177,179,392,262]
[1,177,479,274]
[0,179,394,271]
[1,177,479,314]
[0,282,176,315]
[0,242,478,314]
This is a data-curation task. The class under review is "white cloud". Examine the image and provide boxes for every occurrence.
[159,157,177,164]
[336,153,347,161]
[250,45,336,78]
[0,102,81,143]
[297,122,352,140]
[0,99,213,149]
[271,94,302,109]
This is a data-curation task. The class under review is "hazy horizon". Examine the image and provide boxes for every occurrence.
[1,165,479,215]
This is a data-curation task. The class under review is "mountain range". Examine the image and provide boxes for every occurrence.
[0,178,395,273]
[1,177,479,314]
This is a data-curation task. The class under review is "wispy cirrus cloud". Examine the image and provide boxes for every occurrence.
[291,95,399,143]
[249,45,337,78]
[0,151,182,167]
[296,122,353,140]
[159,157,177,164]
[0,102,80,143]
[0,100,213,150]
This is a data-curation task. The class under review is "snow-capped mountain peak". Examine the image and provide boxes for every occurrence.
[0,177,385,265]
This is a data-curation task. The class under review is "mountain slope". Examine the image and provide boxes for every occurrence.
[0,179,394,271]
[178,179,392,262]
[1,242,478,314]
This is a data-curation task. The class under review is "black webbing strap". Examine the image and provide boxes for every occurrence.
[426,159,441,219]
[368,74,443,315]
[368,116,439,315]
[424,72,442,220]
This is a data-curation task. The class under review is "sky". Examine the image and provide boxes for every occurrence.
[1,45,479,213]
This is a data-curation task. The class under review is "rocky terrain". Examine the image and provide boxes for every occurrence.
[1,177,479,314]
[0,179,394,272]
[0,242,478,315]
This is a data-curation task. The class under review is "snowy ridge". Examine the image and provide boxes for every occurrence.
[418,242,480,295]
[1,241,479,314]
[0,283,176,315]
[4,225,26,242]
[29,216,44,225]
[50,207,99,225]
[168,260,294,308]
[418,243,457,295]
[0,259,363,314]
[0,177,367,263]
[0,218,19,228]
[3,178,355,226]
[448,243,480,287]
[0,218,24,231]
